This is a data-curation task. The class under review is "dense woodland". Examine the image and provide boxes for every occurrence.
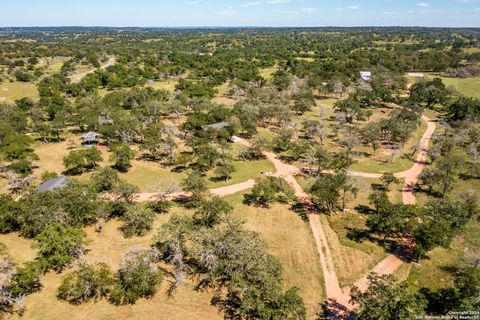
[0,27,480,319]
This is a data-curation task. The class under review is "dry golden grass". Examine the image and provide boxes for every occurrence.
[22,273,221,320]
[0,233,36,264]
[119,160,186,193]
[295,175,400,287]
[148,80,178,92]
[0,81,39,103]
[19,205,220,320]
[211,96,236,106]
[8,189,325,320]
[259,66,278,80]
[226,192,326,317]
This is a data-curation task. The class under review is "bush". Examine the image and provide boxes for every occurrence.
[63,148,102,175]
[34,224,86,271]
[238,146,264,161]
[121,204,156,238]
[57,263,114,304]
[148,199,173,213]
[9,159,33,175]
[110,144,135,172]
[246,176,295,207]
[109,249,163,305]
[41,171,59,183]
[91,167,119,192]
[0,195,20,233]
[12,261,43,296]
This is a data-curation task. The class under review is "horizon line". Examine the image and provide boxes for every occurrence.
[1,25,480,29]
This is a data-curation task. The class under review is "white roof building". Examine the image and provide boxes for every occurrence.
[360,71,372,81]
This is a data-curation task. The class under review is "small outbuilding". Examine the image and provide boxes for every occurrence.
[360,71,372,81]
[37,176,68,192]
[81,132,101,146]
[203,122,231,131]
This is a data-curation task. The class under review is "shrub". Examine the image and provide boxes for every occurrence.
[91,167,119,192]
[109,249,163,305]
[121,205,156,238]
[246,176,295,207]
[110,144,135,172]
[12,261,43,296]
[57,263,114,304]
[34,224,86,271]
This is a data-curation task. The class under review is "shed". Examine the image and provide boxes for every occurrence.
[37,176,67,192]
[360,71,372,81]
[203,122,231,131]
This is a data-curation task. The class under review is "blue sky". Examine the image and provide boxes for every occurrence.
[1,0,479,27]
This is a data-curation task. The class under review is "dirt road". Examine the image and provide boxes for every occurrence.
[343,115,436,305]
[126,115,436,317]
[69,57,116,83]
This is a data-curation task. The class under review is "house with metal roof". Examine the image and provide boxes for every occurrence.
[37,176,68,192]
[81,132,101,146]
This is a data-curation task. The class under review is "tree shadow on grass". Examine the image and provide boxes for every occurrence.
[354,205,374,215]
[290,202,309,222]
[209,176,228,183]
[346,227,405,257]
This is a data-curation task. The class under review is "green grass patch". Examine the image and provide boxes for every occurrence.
[350,120,427,173]
[259,66,278,81]
[407,232,465,292]
[206,159,274,188]
[148,79,179,92]
[440,77,480,99]
[0,81,39,103]
[408,158,480,291]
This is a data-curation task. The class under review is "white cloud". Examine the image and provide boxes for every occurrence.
[347,5,360,10]
[273,9,299,14]
[267,0,291,4]
[241,1,261,7]
[300,7,316,14]
[417,2,430,7]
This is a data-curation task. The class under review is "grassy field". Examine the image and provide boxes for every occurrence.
[40,57,69,77]
[259,66,278,80]
[2,132,275,194]
[148,80,178,92]
[295,57,315,62]
[440,77,480,98]
[407,220,480,292]
[11,189,324,319]
[206,159,274,188]
[407,148,480,292]
[295,174,402,286]
[349,117,427,173]
[323,214,388,287]
[227,192,326,317]
[0,233,37,264]
[0,81,39,103]
[406,72,480,99]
